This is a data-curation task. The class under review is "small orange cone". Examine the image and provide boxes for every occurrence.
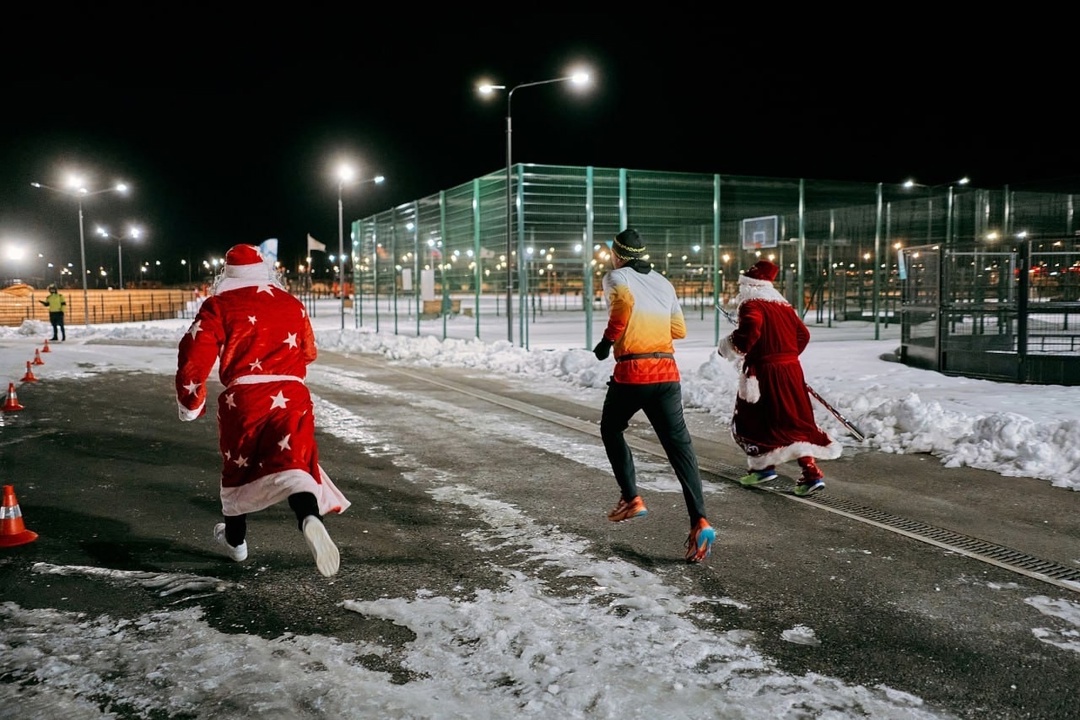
[21,361,38,383]
[2,383,24,412]
[32,349,44,366]
[41,339,51,353]
[0,485,38,548]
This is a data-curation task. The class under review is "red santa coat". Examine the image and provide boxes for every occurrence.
[175,273,350,518]
[717,277,842,470]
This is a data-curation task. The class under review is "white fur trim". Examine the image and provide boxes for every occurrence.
[717,335,742,361]
[212,275,286,295]
[739,373,761,404]
[747,440,844,470]
[733,281,788,308]
[737,274,774,288]
[226,262,272,279]
[220,466,351,517]
[229,374,304,387]
[178,400,203,421]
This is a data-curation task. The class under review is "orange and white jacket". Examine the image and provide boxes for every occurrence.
[600,259,686,384]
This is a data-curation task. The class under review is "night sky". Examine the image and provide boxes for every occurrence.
[2,14,1076,285]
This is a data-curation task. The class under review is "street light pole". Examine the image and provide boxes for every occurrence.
[505,106,513,344]
[338,173,347,330]
[31,179,128,329]
[334,165,385,331]
[96,225,141,290]
[77,196,88,321]
[479,70,591,346]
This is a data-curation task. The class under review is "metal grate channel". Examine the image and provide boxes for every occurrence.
[695,457,1080,593]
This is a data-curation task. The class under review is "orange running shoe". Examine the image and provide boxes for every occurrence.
[607,495,648,523]
[685,518,716,563]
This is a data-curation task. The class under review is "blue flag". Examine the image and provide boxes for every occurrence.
[259,238,279,268]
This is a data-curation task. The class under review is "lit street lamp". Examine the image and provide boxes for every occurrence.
[479,69,591,345]
[335,164,385,330]
[903,177,970,244]
[31,177,129,327]
[96,224,142,290]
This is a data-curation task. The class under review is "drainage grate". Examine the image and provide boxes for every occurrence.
[697,457,1080,594]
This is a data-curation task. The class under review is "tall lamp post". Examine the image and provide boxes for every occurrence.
[31,177,128,327]
[478,69,591,345]
[335,164,384,330]
[96,225,141,290]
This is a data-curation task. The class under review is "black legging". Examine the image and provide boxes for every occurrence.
[600,380,707,524]
[223,491,321,546]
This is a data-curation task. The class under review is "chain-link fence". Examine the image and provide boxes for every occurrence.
[345,164,1079,382]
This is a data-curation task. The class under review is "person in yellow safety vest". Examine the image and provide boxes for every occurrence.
[39,285,66,341]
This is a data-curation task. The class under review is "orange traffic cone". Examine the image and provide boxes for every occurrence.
[32,349,44,366]
[2,383,24,412]
[0,485,38,548]
[21,361,37,383]
[41,339,51,353]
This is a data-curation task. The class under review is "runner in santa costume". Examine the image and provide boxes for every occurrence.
[717,259,842,496]
[175,243,350,576]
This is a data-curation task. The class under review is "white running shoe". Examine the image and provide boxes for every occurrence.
[302,516,340,577]
[213,523,248,562]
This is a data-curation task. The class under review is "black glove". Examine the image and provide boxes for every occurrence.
[593,338,613,361]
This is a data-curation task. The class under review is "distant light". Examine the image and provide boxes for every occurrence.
[338,164,355,183]
[570,71,590,86]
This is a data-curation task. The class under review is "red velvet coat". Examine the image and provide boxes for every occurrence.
[176,271,350,517]
[718,277,842,469]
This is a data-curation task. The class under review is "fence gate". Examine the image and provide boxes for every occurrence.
[900,240,1080,385]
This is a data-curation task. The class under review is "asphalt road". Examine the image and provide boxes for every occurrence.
[2,348,1079,719]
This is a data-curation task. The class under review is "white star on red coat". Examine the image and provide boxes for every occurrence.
[270,391,289,409]
[183,380,199,396]
[249,359,263,371]
[233,454,248,467]
[248,315,257,325]
[187,320,202,339]
[277,433,291,451]
[284,332,298,348]
[224,393,236,409]
[257,285,275,295]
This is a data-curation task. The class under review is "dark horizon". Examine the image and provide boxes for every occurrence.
[3,15,1077,287]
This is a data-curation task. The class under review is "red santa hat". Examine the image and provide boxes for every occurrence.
[224,244,266,278]
[744,260,779,283]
